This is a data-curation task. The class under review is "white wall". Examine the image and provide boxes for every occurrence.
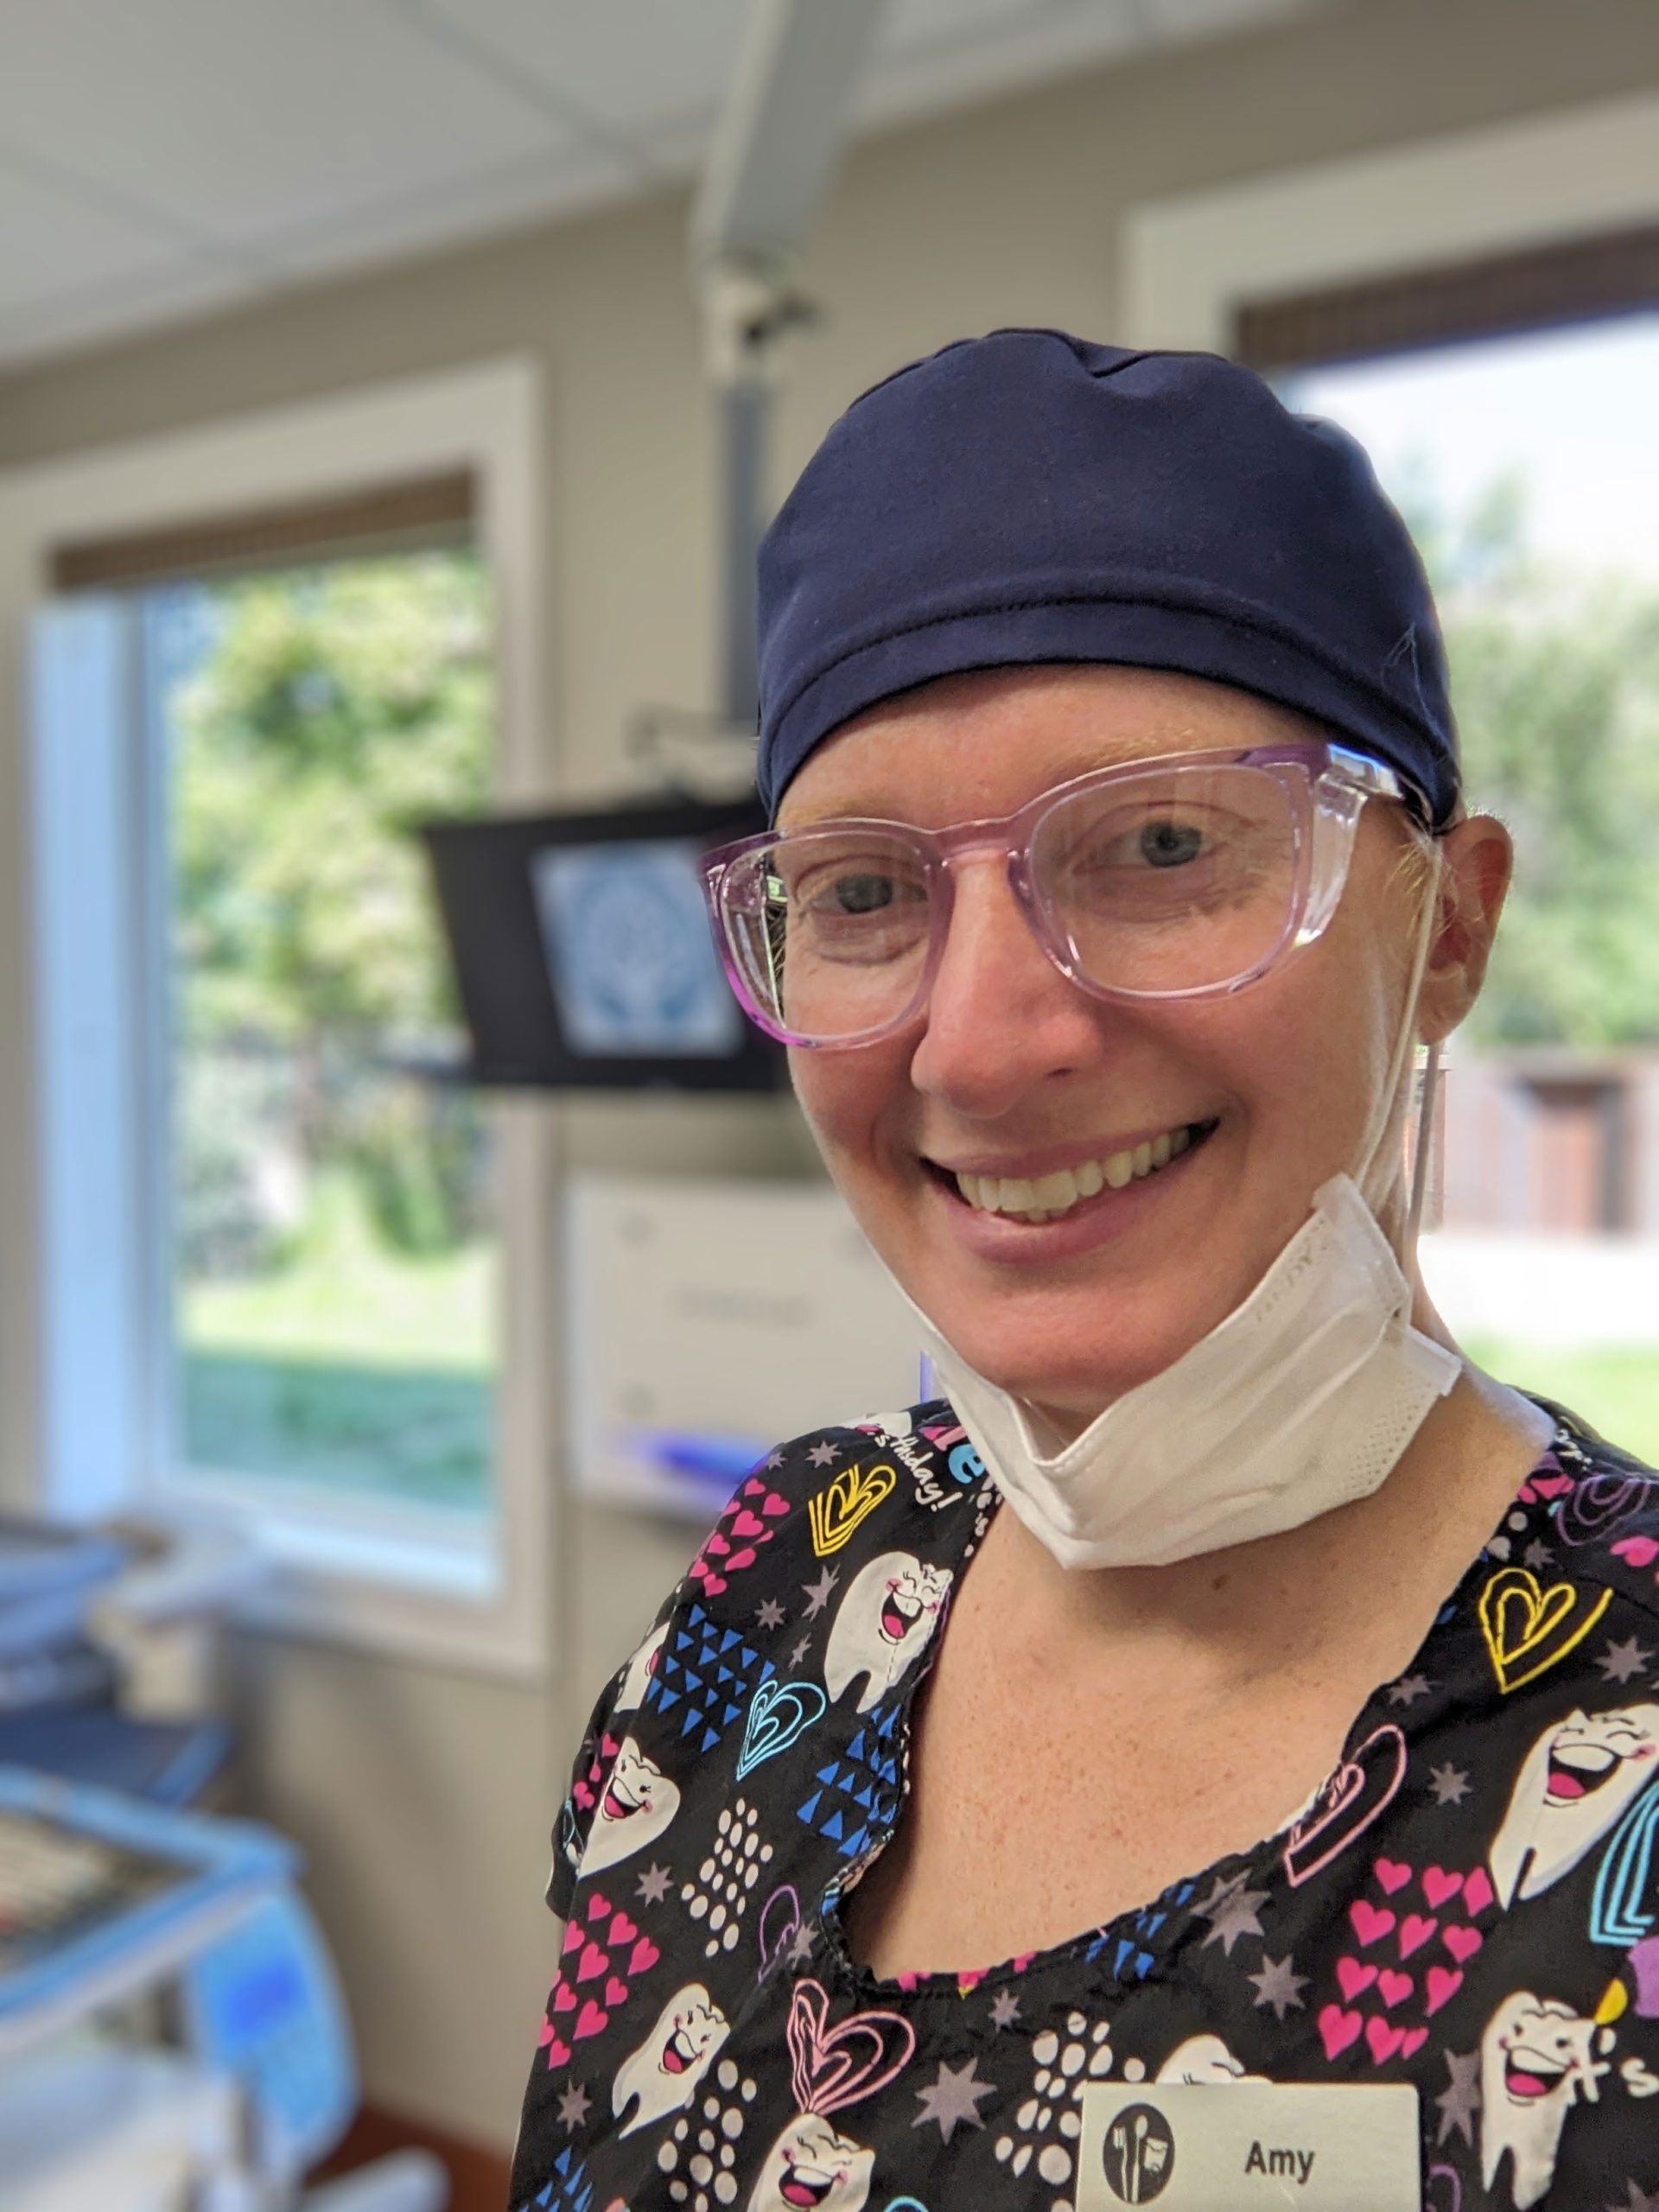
[3,0,1657,2148]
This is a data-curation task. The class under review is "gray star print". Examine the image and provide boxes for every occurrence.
[1523,1538,1555,1572]
[755,1598,786,1630]
[802,1567,840,1618]
[1598,1636,1653,1686]
[988,1988,1021,2030]
[1434,2048,1482,2148]
[789,1636,811,1667]
[634,1862,671,1905]
[807,1440,841,1467]
[1429,1762,1471,1807]
[1195,1872,1268,1955]
[1388,1673,1432,1707]
[556,2082,591,2131]
[912,2056,995,2142]
[1611,2184,1659,2212]
[1247,1953,1308,2020]
[764,1450,785,1471]
[785,1921,816,1968]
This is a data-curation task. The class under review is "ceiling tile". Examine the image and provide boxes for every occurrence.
[413,0,749,137]
[0,0,578,247]
[0,152,192,315]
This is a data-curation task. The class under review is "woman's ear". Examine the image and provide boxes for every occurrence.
[1418,813,1514,1045]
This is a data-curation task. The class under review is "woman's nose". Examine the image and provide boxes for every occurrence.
[907,858,1111,1116]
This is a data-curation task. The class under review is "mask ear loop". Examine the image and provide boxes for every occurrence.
[1405,1038,1442,1249]
[1354,836,1444,1226]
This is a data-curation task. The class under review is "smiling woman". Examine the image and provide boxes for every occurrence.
[512,333,1659,2212]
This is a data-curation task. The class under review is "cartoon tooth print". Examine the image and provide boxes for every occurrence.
[747,1979,915,2212]
[1154,2034,1265,2086]
[582,1736,683,1875]
[615,1618,670,1715]
[1490,1703,1659,1905]
[1478,1991,1612,2210]
[613,1983,730,2136]
[823,1553,953,1713]
[747,2113,873,2212]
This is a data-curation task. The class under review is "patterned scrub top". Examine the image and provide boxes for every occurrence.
[510,1400,1659,2212]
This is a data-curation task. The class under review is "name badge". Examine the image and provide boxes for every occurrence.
[1076,2082,1420,2209]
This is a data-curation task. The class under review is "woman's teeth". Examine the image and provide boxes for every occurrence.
[954,1125,1194,1223]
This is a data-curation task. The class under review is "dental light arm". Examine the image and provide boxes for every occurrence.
[692,0,885,729]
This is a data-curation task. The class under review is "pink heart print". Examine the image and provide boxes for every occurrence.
[1373,1858,1412,1895]
[1376,1970,1414,2011]
[1318,2005,1363,2061]
[1443,1924,1484,1965]
[1348,1900,1395,1948]
[1613,1536,1659,1569]
[1463,1868,1495,1916]
[1421,1867,1464,1910]
[1282,1726,1408,1887]
[628,1937,660,1977]
[575,1998,610,2041]
[1336,1959,1378,2001]
[1426,1966,1465,2016]
[575,1941,608,1983]
[1398,1914,1439,1960]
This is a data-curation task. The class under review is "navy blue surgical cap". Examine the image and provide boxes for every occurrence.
[755,329,1459,826]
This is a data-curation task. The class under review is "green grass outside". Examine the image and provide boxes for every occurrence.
[179,1181,497,1509]
[1464,1338,1659,1466]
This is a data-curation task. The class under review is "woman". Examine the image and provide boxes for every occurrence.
[511,333,1659,2212]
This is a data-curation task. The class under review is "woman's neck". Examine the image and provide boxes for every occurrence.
[983,1357,1553,1681]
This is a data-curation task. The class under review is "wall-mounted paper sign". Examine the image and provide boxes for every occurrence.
[566,1175,924,1519]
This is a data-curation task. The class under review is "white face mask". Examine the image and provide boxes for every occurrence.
[898,849,1462,1571]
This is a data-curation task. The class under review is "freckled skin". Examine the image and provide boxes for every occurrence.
[780,664,1506,1431]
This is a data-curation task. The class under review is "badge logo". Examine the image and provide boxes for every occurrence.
[1102,2101,1176,2202]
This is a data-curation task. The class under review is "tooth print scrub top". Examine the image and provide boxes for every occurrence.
[510,1402,1659,2212]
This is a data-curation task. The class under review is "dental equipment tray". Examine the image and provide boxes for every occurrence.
[0,1764,292,2058]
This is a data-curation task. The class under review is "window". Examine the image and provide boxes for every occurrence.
[10,361,552,1672]
[144,551,499,1516]
[1279,319,1659,1460]
[1123,99,1659,1463]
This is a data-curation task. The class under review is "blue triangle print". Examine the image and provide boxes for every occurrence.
[846,1732,867,1764]
[798,1790,822,1822]
[723,1704,741,1726]
[822,1808,844,1840]
[816,1763,840,1786]
[721,1628,742,1653]
[702,1726,719,1751]
[657,1688,680,1713]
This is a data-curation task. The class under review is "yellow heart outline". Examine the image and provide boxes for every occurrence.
[807,1462,897,1557]
[1478,1566,1611,1694]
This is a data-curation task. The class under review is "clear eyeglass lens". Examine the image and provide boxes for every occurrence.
[722,828,934,1039]
[1031,763,1299,996]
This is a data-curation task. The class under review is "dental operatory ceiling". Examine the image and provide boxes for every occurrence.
[0,0,1332,367]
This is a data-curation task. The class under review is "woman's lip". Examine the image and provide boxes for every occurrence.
[925,1120,1214,1181]
[925,1123,1208,1260]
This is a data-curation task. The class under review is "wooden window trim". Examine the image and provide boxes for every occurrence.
[50,467,474,593]
[1235,220,1659,375]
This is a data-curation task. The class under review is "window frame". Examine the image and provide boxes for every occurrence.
[1121,90,1659,360]
[0,359,557,1679]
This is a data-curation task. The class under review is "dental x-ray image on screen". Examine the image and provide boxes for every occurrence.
[421,798,783,1091]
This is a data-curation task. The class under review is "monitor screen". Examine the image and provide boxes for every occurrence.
[420,797,784,1091]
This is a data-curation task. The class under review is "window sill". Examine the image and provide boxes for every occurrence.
[162,1470,549,1681]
